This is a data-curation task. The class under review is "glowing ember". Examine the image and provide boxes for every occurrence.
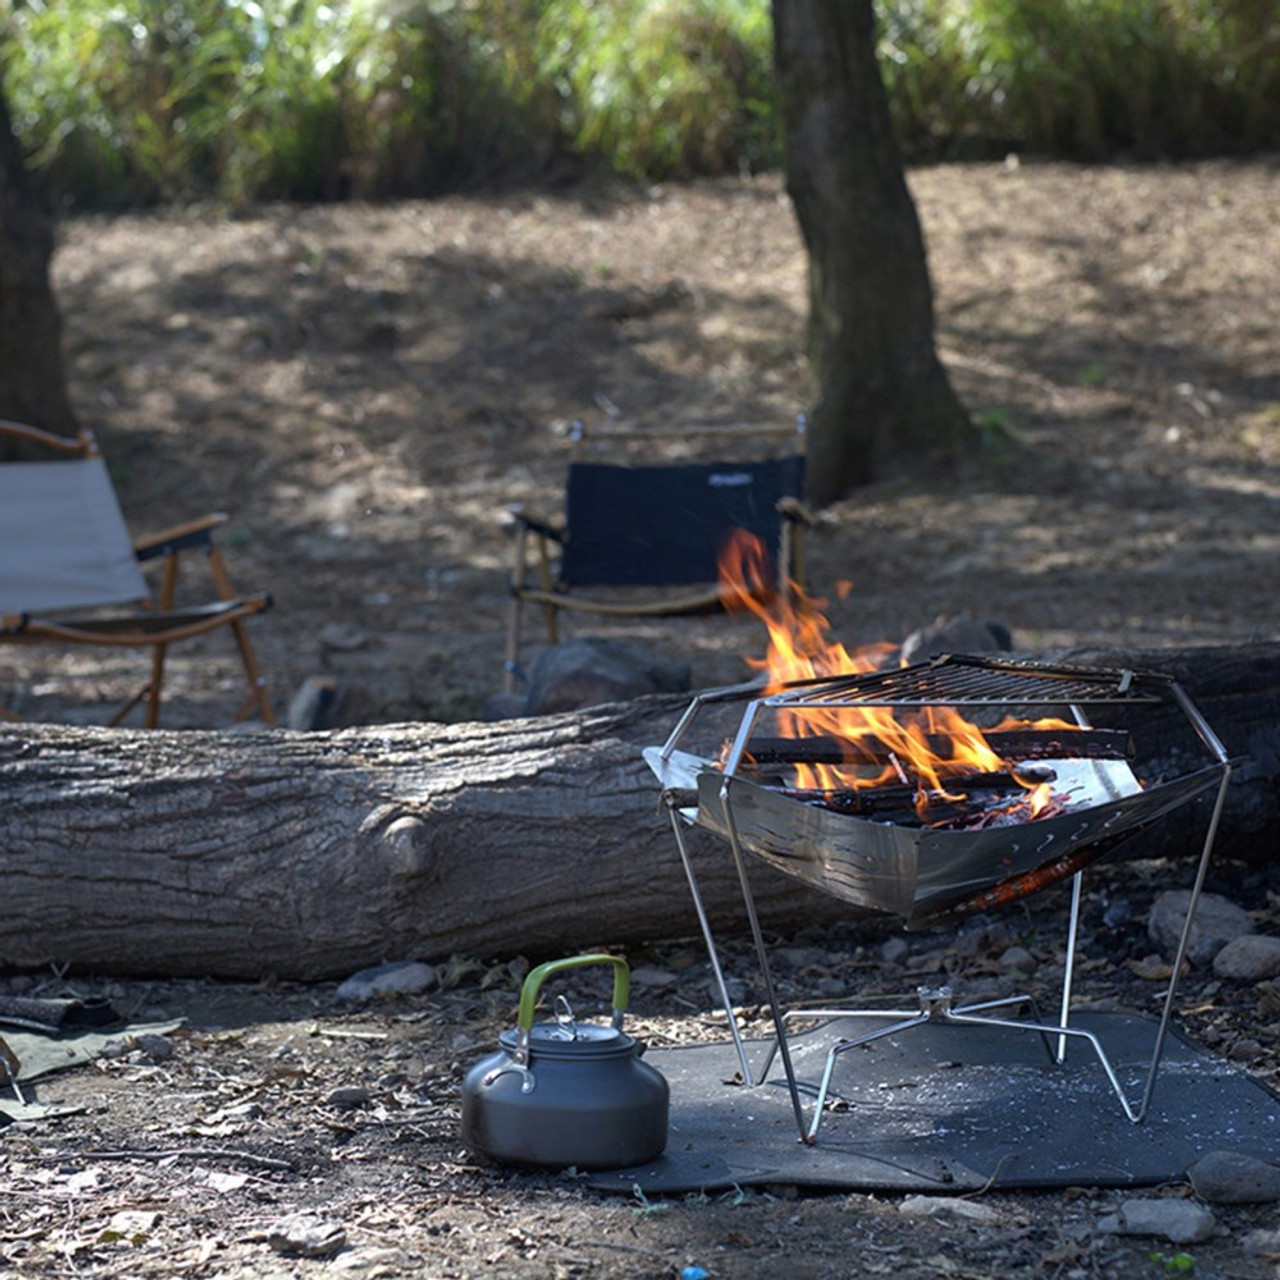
[717,529,1072,827]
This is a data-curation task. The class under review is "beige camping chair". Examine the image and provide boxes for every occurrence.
[0,420,274,727]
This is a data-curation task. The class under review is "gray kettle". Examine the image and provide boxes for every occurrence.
[460,953,669,1170]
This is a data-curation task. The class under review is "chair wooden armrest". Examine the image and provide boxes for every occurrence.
[133,512,230,561]
[507,506,565,545]
[777,496,816,526]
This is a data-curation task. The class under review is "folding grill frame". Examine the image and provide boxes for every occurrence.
[647,654,1236,1142]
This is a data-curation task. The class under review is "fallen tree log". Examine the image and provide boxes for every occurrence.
[0,642,1276,980]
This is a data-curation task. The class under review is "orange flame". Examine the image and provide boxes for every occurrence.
[717,529,1062,824]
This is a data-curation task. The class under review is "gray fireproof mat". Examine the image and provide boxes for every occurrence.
[588,1011,1280,1194]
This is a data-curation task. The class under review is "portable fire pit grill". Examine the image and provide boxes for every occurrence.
[644,653,1236,1142]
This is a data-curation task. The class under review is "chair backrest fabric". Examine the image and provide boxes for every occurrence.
[559,454,805,588]
[0,455,149,613]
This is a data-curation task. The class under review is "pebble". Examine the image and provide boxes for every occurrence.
[131,1033,175,1063]
[1228,1038,1264,1063]
[1212,934,1280,981]
[1188,1150,1280,1204]
[326,1085,371,1110]
[710,976,748,1004]
[268,1214,347,1258]
[1147,890,1252,967]
[1243,1227,1280,1256]
[1097,1198,1217,1244]
[336,960,437,1002]
[999,945,1035,972]
[898,1194,1000,1223]
[630,967,679,989]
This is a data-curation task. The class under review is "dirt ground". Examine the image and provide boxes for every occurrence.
[2,159,1280,1276]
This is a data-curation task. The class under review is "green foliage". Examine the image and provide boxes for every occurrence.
[1150,1251,1196,1274]
[883,0,1280,160]
[2,0,1279,208]
[537,0,777,179]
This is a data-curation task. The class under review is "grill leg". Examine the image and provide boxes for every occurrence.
[663,795,755,1086]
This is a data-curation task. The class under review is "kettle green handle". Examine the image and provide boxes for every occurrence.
[516,953,630,1032]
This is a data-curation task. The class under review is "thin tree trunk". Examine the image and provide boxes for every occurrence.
[772,0,975,505]
[0,644,1276,981]
[0,82,77,442]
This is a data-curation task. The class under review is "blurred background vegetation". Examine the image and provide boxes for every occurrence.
[2,0,1278,211]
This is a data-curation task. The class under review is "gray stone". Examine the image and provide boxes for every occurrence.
[287,675,375,730]
[523,636,691,716]
[1097,1198,1217,1243]
[1188,1151,1280,1204]
[1243,1227,1280,1256]
[268,1214,347,1259]
[326,1085,371,1110]
[1213,933,1280,982]
[629,967,679,989]
[999,945,1035,972]
[899,1194,1000,1223]
[899,615,1013,665]
[337,960,437,1001]
[480,690,529,721]
[1147,890,1252,968]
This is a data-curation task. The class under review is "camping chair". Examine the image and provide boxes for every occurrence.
[0,420,274,728]
[504,418,809,691]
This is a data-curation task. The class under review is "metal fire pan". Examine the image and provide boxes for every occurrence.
[689,762,1226,926]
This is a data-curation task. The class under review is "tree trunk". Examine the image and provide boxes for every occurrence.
[772,0,976,506]
[0,82,78,444]
[0,644,1276,981]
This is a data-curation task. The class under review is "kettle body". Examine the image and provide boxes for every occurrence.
[460,954,669,1170]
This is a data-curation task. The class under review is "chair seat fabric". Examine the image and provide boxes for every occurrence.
[559,455,805,588]
[0,456,148,613]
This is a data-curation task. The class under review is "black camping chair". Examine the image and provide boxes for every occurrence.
[504,418,810,691]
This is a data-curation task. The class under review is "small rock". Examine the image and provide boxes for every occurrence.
[899,1194,1000,1223]
[131,1033,175,1063]
[268,1213,347,1259]
[337,960,437,1002]
[629,967,679,989]
[222,1101,264,1121]
[326,1085,371,1110]
[480,690,529,721]
[287,675,375,730]
[1102,897,1133,929]
[899,615,1013,665]
[1188,1151,1280,1204]
[880,936,911,966]
[523,636,690,716]
[107,1209,160,1237]
[999,945,1035,972]
[1097,1198,1217,1243]
[1228,1038,1264,1063]
[1148,890,1252,968]
[1213,934,1280,982]
[318,623,371,652]
[1243,1227,1280,1256]
[710,976,748,1005]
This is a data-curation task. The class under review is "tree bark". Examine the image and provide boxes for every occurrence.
[0,81,78,444]
[772,0,976,505]
[0,643,1276,981]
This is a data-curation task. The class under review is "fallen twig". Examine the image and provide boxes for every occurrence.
[35,1146,293,1172]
